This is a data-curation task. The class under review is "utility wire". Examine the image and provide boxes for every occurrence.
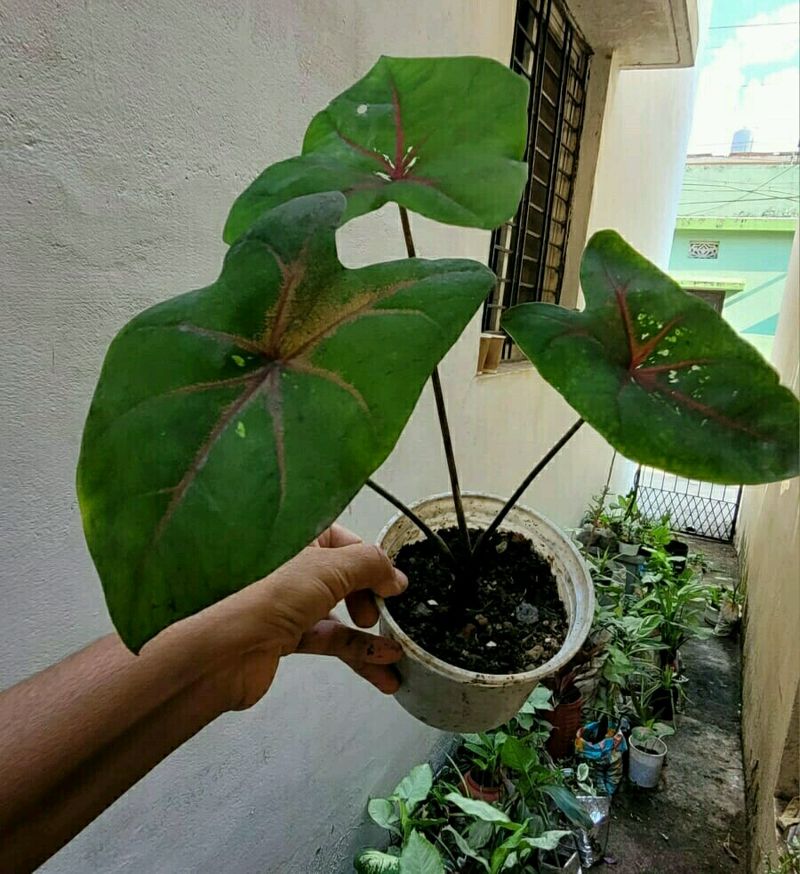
[681,165,800,216]
[709,21,799,29]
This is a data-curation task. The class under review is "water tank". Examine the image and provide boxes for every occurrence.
[730,128,753,154]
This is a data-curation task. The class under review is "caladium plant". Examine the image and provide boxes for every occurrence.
[78,54,799,651]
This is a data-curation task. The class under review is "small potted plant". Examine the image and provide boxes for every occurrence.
[76,56,799,736]
[459,731,507,802]
[628,726,668,789]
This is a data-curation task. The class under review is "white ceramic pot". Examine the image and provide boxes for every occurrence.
[376,493,595,733]
[628,733,667,788]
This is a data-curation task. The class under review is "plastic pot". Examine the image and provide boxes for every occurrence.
[628,733,667,788]
[545,688,584,760]
[376,493,595,733]
[617,541,639,556]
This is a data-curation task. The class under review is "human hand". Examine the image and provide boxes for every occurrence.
[192,524,408,710]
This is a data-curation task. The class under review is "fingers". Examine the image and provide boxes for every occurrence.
[295,619,403,694]
[315,524,362,549]
[295,619,402,662]
[345,589,379,628]
[328,543,408,601]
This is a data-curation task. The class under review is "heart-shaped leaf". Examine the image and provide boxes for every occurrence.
[400,831,445,874]
[77,192,494,650]
[392,764,434,811]
[368,798,401,835]
[445,793,511,824]
[504,230,799,484]
[224,56,529,243]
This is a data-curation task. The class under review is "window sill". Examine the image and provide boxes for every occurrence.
[475,359,534,380]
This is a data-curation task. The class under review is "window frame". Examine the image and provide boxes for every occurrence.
[483,0,592,360]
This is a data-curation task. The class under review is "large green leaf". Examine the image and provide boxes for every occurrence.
[355,849,402,874]
[445,793,511,824]
[541,785,593,829]
[224,56,529,243]
[392,764,434,812]
[78,192,494,650]
[503,230,799,484]
[500,736,537,773]
[368,798,401,835]
[400,832,445,874]
[444,826,490,871]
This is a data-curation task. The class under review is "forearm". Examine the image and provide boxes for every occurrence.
[1,668,231,873]
[0,622,234,844]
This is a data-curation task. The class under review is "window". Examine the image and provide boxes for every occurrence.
[483,0,591,358]
[687,288,725,313]
[688,240,720,259]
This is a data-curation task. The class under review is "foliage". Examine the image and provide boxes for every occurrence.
[582,522,713,727]
[77,193,493,649]
[763,835,800,874]
[224,56,529,242]
[79,54,799,650]
[460,731,508,783]
[356,692,588,873]
[504,229,799,485]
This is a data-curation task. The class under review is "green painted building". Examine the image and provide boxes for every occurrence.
[669,154,799,357]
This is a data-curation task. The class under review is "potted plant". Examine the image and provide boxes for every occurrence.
[542,639,606,760]
[76,56,799,735]
[628,726,668,789]
[459,731,507,802]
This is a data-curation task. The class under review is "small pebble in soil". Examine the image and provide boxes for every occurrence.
[386,527,568,674]
[516,602,540,625]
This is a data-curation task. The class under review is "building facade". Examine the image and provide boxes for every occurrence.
[669,154,799,357]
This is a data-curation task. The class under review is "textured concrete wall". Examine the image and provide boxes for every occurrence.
[738,228,800,872]
[1,2,700,871]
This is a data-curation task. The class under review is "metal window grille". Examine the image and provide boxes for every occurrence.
[483,0,591,358]
[688,240,720,259]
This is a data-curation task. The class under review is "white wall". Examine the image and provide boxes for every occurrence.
[0,2,701,871]
[737,228,800,872]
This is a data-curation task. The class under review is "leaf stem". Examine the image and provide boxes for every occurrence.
[472,418,585,559]
[397,205,471,553]
[365,478,457,567]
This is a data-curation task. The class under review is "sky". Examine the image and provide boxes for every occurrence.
[687,0,800,155]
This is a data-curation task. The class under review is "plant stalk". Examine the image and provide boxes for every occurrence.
[397,205,471,553]
[365,478,458,567]
[472,418,585,558]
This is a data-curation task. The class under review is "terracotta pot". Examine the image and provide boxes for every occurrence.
[545,688,584,760]
[461,768,503,803]
[376,493,595,732]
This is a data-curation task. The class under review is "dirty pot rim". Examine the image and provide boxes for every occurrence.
[376,491,595,690]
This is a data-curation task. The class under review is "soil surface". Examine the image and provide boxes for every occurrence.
[386,527,568,674]
[600,536,746,873]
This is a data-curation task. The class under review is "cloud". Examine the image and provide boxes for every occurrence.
[688,3,799,154]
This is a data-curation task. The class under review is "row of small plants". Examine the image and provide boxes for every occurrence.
[576,491,737,735]
[354,492,734,872]
[354,687,592,873]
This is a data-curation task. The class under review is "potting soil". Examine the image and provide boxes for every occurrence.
[386,526,569,673]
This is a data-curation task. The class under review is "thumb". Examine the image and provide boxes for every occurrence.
[318,543,408,603]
